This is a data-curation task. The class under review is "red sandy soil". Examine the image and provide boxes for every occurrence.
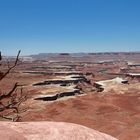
[21,92,140,140]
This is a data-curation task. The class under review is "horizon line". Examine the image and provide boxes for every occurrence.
[3,51,140,57]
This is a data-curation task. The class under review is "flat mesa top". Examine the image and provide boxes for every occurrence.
[128,73,140,76]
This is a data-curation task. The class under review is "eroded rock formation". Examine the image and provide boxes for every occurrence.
[0,121,118,140]
[34,89,82,101]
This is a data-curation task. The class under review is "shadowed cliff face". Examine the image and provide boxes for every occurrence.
[0,121,118,140]
[34,89,82,101]
[33,74,93,101]
[33,76,91,86]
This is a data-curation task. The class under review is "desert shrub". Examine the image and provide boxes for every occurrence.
[0,51,26,121]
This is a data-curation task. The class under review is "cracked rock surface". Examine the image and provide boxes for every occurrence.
[0,121,117,140]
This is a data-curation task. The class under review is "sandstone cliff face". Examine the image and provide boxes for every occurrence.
[0,121,117,140]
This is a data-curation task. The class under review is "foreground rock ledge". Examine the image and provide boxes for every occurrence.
[0,121,118,140]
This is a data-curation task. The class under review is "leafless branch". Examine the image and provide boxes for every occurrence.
[0,83,18,100]
[0,51,1,61]
[0,50,21,81]
[0,50,27,121]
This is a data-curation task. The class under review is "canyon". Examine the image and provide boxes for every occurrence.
[0,52,140,140]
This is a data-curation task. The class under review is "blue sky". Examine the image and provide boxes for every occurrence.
[0,0,140,55]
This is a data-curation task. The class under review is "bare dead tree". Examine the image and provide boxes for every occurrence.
[0,51,2,61]
[0,50,20,81]
[0,51,26,121]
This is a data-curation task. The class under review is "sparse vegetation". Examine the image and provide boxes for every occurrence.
[0,51,26,121]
